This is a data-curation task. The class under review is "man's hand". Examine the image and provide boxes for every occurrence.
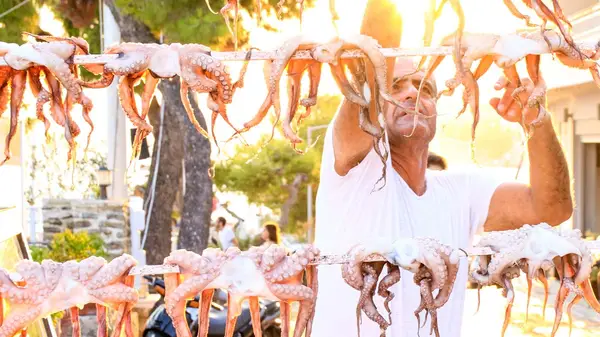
[489,75,545,126]
[483,73,573,232]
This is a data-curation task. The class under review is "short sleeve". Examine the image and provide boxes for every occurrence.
[468,170,507,238]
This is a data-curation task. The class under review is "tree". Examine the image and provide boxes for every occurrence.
[214,94,341,236]
[105,0,311,262]
[1,0,312,263]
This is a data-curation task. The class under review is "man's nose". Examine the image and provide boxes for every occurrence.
[400,83,419,101]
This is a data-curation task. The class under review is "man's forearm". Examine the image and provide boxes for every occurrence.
[527,112,573,224]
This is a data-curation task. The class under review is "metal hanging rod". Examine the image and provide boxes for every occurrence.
[128,240,600,276]
[0,46,454,67]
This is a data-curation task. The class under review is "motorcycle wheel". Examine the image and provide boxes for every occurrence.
[145,330,171,337]
[262,326,281,337]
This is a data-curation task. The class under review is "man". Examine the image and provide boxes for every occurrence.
[427,151,447,171]
[311,1,573,337]
[215,216,238,250]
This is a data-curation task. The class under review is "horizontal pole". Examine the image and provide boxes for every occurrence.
[128,240,600,276]
[0,46,454,67]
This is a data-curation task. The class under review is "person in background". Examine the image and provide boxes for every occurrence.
[133,185,146,198]
[260,222,281,247]
[216,216,238,250]
[427,152,448,171]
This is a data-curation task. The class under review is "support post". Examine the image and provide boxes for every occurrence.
[102,4,128,201]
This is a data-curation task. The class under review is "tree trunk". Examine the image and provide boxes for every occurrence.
[141,79,186,264]
[279,173,308,230]
[105,1,209,264]
[177,92,212,253]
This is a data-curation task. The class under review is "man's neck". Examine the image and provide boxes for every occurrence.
[390,144,429,196]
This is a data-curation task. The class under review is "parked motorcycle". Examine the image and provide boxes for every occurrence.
[142,275,282,337]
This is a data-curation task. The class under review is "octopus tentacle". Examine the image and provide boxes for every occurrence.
[81,71,115,89]
[220,0,239,50]
[432,249,460,309]
[131,72,160,162]
[248,296,262,337]
[88,255,137,289]
[377,264,400,324]
[280,301,291,337]
[529,0,583,59]
[96,305,107,337]
[118,71,153,134]
[1,70,26,165]
[501,275,516,337]
[304,264,319,337]
[567,294,582,337]
[268,284,314,337]
[339,34,409,111]
[358,262,387,336]
[196,289,214,337]
[0,67,11,118]
[179,81,209,139]
[44,70,67,127]
[27,67,52,137]
[237,60,273,134]
[537,270,550,320]
[282,59,309,144]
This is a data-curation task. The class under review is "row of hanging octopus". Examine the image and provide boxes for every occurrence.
[0,224,597,337]
[347,224,600,337]
[1,0,599,181]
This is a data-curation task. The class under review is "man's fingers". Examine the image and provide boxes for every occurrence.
[506,105,521,122]
[494,75,509,90]
[489,97,500,110]
[521,77,534,88]
[497,90,517,114]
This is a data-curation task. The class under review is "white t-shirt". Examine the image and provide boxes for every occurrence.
[311,123,505,337]
[218,226,236,250]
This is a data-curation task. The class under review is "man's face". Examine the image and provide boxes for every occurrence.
[383,58,438,145]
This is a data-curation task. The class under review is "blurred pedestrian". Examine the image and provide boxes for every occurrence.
[215,216,238,250]
[260,222,281,247]
[427,152,447,171]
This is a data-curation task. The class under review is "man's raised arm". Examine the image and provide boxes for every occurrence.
[332,0,402,176]
[483,77,573,232]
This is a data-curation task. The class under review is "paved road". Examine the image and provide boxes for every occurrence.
[462,277,600,337]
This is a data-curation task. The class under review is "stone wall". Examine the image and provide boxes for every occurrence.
[42,199,130,258]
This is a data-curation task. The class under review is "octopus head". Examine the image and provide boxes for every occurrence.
[389,238,421,272]
[524,226,581,261]
[310,38,344,64]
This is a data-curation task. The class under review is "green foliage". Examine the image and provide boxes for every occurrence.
[214,94,341,232]
[113,0,314,48]
[31,229,107,263]
[0,0,39,43]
